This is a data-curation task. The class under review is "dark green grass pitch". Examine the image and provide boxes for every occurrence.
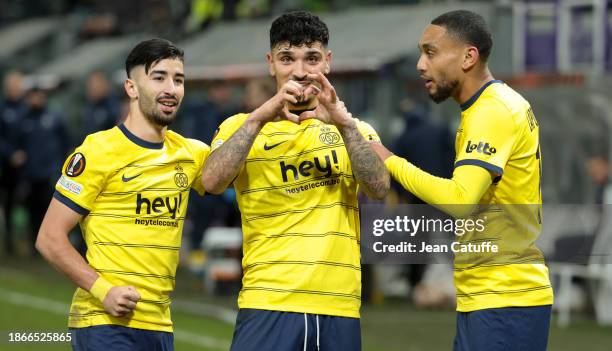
[0,259,611,351]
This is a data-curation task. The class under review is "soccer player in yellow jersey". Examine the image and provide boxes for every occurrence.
[35,39,210,351]
[201,11,390,351]
[372,10,553,351]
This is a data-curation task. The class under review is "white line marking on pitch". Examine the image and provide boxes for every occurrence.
[0,287,231,350]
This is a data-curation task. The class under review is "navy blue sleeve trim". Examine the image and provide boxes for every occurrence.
[460,80,503,111]
[455,159,504,175]
[53,191,90,216]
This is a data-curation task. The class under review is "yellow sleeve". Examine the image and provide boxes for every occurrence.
[355,119,381,142]
[210,113,249,152]
[188,138,211,196]
[455,99,517,176]
[385,155,491,218]
[54,136,108,215]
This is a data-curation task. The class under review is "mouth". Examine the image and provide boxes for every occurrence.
[157,98,178,114]
[421,76,434,90]
[295,80,312,87]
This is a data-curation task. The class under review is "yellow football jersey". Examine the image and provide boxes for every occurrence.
[211,113,380,318]
[453,80,553,311]
[54,124,209,332]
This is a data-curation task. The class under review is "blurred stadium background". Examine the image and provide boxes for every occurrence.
[1,0,612,350]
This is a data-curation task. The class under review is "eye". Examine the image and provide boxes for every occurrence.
[175,78,184,85]
[307,56,320,64]
[280,56,292,64]
[427,50,435,58]
[153,76,164,81]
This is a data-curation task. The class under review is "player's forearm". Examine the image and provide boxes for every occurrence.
[202,117,262,194]
[338,121,390,199]
[385,156,490,218]
[36,231,100,292]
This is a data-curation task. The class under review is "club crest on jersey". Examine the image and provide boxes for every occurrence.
[319,126,340,145]
[174,165,189,188]
[65,153,86,177]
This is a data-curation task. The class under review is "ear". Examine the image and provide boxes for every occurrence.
[324,50,332,74]
[266,52,275,76]
[462,46,479,71]
[124,78,138,99]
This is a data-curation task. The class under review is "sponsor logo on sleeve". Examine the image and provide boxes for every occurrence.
[58,175,84,195]
[465,140,496,156]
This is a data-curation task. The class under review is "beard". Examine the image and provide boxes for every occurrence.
[138,93,179,127]
[429,78,459,104]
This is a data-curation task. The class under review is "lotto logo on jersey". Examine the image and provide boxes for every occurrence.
[280,150,339,182]
[465,140,497,155]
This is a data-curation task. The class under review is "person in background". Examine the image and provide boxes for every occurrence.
[82,71,121,137]
[390,98,454,304]
[0,70,27,255]
[16,86,72,254]
[180,80,242,272]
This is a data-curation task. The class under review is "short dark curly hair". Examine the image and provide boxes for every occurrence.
[431,10,492,62]
[269,11,329,49]
[125,38,184,78]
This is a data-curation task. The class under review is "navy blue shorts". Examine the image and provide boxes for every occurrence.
[70,325,173,351]
[453,305,552,351]
[230,308,361,351]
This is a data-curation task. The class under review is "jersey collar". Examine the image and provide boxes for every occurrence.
[118,124,164,149]
[460,79,503,111]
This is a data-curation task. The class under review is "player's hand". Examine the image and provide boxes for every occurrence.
[370,142,394,161]
[249,80,316,124]
[298,73,353,128]
[102,285,141,317]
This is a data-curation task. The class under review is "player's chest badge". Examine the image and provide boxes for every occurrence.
[174,165,189,188]
[319,125,341,145]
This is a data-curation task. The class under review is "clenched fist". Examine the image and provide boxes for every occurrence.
[102,285,141,317]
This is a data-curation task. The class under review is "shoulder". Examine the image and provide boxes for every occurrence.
[352,117,380,141]
[79,127,120,154]
[66,128,120,174]
[467,90,516,127]
[483,83,529,118]
[219,113,249,129]
[167,130,211,156]
[354,117,376,130]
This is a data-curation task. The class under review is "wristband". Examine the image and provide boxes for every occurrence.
[89,277,113,302]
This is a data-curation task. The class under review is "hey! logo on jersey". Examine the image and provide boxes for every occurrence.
[135,193,183,219]
[466,140,497,155]
[280,150,339,182]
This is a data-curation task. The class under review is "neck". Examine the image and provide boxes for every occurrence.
[124,102,166,143]
[453,67,494,106]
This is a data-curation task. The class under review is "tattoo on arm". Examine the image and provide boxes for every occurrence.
[203,120,261,193]
[339,123,390,199]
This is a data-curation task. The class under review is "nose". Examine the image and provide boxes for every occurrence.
[163,79,178,95]
[416,54,427,74]
[293,60,306,79]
